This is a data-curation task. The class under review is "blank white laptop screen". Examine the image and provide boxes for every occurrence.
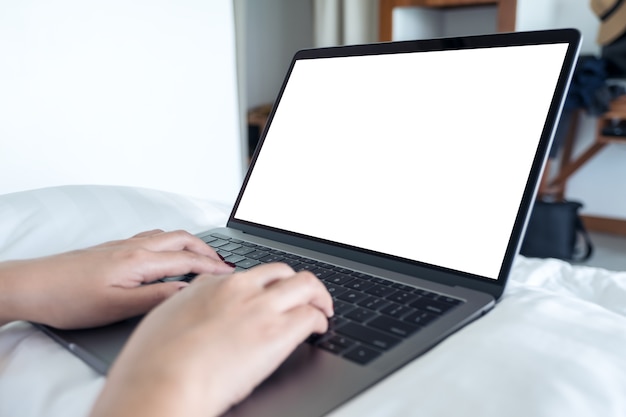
[234,43,569,280]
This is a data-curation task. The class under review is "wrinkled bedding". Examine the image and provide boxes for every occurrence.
[1,186,625,417]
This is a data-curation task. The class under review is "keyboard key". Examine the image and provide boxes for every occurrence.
[296,263,317,272]
[247,250,270,260]
[201,235,218,244]
[370,277,391,285]
[386,290,419,304]
[413,288,439,298]
[324,273,354,286]
[438,296,464,306]
[310,268,335,280]
[350,272,372,280]
[317,335,356,355]
[236,258,261,269]
[336,322,401,351]
[357,296,391,311]
[318,340,349,354]
[260,254,286,263]
[333,300,356,316]
[403,310,438,326]
[299,257,317,264]
[180,273,198,283]
[224,254,247,264]
[409,298,455,315]
[344,278,375,292]
[368,315,419,338]
[160,275,186,282]
[282,258,304,269]
[231,246,256,256]
[344,345,381,365]
[324,334,356,349]
[336,290,369,304]
[364,284,396,298]
[220,242,242,252]
[209,239,230,248]
[325,283,349,298]
[328,316,349,331]
[380,303,415,319]
[344,308,378,323]
[216,249,232,258]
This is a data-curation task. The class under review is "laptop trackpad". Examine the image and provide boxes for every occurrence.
[225,343,377,417]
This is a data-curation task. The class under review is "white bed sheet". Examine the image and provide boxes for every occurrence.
[1,186,625,417]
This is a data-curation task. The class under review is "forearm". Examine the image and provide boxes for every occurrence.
[0,257,74,327]
[0,260,28,326]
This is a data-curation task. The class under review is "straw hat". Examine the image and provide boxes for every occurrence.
[591,0,626,45]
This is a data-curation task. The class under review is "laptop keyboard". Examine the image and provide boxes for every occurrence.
[195,233,464,365]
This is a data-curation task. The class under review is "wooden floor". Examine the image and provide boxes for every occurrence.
[571,232,626,272]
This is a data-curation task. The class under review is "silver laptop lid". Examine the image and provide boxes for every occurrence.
[229,29,581,298]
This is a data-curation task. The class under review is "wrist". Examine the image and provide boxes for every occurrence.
[92,364,220,417]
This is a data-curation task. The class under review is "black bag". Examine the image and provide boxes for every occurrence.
[602,31,626,78]
[520,200,593,261]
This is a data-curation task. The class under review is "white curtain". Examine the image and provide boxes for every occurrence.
[313,0,379,47]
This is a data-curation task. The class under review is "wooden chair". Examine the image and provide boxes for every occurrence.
[540,95,626,199]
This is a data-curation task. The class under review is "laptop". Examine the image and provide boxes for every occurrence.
[38,28,581,417]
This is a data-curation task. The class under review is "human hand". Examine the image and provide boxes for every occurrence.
[90,263,333,417]
[0,229,234,328]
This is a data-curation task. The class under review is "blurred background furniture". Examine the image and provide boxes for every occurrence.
[543,94,626,234]
[378,0,517,41]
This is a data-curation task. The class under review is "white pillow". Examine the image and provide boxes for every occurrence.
[0,185,230,261]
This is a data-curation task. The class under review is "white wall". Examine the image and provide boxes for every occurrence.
[516,0,600,55]
[0,0,243,204]
[394,0,626,220]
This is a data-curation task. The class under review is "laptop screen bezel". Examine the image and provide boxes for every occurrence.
[227,29,581,299]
